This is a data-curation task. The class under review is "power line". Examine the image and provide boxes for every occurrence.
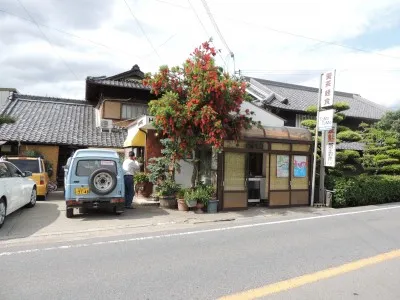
[200,0,233,56]
[15,0,79,80]
[123,0,162,62]
[151,0,400,62]
[187,0,227,69]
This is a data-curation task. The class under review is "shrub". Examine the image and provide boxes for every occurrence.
[331,175,400,208]
[134,172,149,183]
[301,120,316,129]
[336,131,362,142]
[386,149,400,158]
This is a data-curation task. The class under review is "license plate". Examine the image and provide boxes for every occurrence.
[75,187,89,195]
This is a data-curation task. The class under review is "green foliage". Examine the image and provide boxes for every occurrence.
[305,105,318,115]
[381,164,400,174]
[156,179,181,196]
[183,184,214,205]
[342,164,357,172]
[0,115,15,125]
[343,150,360,160]
[386,149,400,158]
[376,109,400,132]
[336,131,362,141]
[134,172,149,183]
[333,113,345,123]
[300,120,316,129]
[376,158,398,166]
[331,175,400,208]
[332,101,350,112]
[337,125,350,132]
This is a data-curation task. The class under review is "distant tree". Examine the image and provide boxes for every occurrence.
[301,102,363,176]
[362,110,400,175]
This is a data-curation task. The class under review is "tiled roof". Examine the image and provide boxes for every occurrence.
[246,77,389,121]
[336,142,365,151]
[86,77,150,91]
[0,94,127,148]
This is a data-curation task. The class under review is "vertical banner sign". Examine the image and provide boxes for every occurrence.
[324,123,337,167]
[318,109,334,131]
[321,70,336,108]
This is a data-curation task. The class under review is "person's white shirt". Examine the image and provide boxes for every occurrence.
[122,158,140,176]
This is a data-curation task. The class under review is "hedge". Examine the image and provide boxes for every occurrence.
[332,175,400,208]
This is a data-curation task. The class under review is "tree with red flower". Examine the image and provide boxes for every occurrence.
[144,40,258,186]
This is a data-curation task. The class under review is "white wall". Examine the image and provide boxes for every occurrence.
[175,159,194,188]
[240,101,284,127]
[0,91,11,109]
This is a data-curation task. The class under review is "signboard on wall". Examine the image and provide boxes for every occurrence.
[276,155,289,178]
[320,70,336,108]
[293,156,307,178]
[318,109,334,131]
[324,123,337,167]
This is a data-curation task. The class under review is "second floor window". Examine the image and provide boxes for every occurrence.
[121,104,147,120]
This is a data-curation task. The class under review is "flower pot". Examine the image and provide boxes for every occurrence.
[207,199,219,213]
[177,198,189,211]
[135,182,153,198]
[186,199,197,208]
[159,195,177,209]
[195,201,205,213]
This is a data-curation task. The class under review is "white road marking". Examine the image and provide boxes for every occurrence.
[1,205,399,257]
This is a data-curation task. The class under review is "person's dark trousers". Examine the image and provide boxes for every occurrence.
[124,175,134,208]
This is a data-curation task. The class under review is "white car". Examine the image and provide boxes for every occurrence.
[0,160,37,228]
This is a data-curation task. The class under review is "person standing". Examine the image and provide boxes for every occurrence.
[122,151,140,209]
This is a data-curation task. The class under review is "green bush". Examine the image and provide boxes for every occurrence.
[336,130,362,141]
[381,164,400,174]
[386,149,400,158]
[301,119,316,129]
[331,175,400,208]
[376,158,398,166]
[134,172,149,183]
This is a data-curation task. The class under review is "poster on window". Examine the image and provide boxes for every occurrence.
[293,156,307,178]
[276,155,289,178]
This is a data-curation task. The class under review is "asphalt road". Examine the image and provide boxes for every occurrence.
[1,205,400,300]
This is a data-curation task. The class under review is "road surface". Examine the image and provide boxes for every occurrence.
[1,204,399,300]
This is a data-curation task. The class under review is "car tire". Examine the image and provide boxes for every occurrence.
[26,188,37,208]
[0,199,6,229]
[66,208,74,218]
[89,168,117,196]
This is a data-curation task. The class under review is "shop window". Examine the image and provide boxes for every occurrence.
[248,152,263,177]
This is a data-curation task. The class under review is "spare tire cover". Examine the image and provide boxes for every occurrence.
[89,168,117,196]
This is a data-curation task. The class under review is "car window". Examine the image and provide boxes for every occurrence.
[6,163,23,177]
[76,160,117,176]
[9,159,40,173]
[0,163,11,178]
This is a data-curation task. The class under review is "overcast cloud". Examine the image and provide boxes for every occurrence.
[0,0,400,105]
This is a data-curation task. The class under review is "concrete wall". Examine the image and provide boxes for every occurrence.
[20,144,60,181]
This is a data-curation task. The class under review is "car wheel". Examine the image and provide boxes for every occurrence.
[89,168,117,196]
[26,188,37,208]
[66,208,74,218]
[0,199,6,229]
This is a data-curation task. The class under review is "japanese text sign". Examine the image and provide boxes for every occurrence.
[321,70,336,108]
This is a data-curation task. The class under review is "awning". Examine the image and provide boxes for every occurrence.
[123,127,146,147]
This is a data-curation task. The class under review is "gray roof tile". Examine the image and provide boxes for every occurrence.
[246,77,389,120]
[86,78,150,90]
[0,94,127,148]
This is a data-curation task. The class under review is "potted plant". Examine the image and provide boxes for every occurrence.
[134,172,152,198]
[184,189,197,208]
[205,185,219,213]
[157,179,180,209]
[177,188,189,211]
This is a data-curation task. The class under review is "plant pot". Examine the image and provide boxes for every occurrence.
[135,182,153,198]
[159,195,177,209]
[207,199,219,213]
[186,199,197,208]
[177,198,189,211]
[195,201,205,213]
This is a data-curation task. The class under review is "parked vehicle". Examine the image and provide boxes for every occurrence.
[63,149,125,218]
[0,160,37,228]
[5,156,50,200]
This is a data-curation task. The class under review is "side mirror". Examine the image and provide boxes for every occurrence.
[24,171,33,177]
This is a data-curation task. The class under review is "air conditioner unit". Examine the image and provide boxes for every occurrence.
[100,119,113,129]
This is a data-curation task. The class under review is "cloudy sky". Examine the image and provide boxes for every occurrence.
[1,0,400,107]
